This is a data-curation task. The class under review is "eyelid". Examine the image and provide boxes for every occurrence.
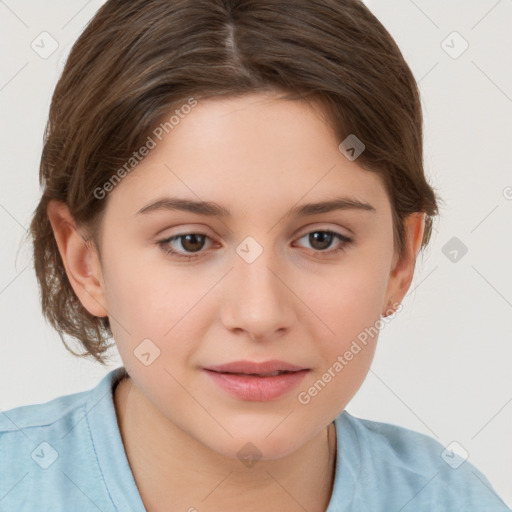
[295,223,352,239]
[158,223,351,245]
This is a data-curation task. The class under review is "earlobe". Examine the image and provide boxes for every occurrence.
[46,200,108,318]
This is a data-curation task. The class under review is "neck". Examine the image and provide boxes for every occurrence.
[114,376,337,512]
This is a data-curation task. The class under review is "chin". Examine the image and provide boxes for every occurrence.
[203,429,304,463]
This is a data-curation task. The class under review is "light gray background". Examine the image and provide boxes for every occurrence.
[1,0,511,507]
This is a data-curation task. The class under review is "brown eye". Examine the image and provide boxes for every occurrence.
[308,231,335,251]
[178,233,207,252]
[158,232,212,260]
[295,230,352,256]
[158,229,353,262]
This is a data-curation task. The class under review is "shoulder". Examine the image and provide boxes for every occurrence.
[0,367,127,511]
[344,411,449,470]
[332,411,510,511]
[0,382,93,463]
[0,387,91,434]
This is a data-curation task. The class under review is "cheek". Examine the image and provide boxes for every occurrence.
[293,244,392,410]
[101,246,211,363]
[296,278,383,420]
[302,249,392,344]
[311,275,381,378]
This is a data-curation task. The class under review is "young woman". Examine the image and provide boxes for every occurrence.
[1,1,508,510]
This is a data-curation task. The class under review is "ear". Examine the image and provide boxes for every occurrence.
[382,212,426,316]
[46,199,108,318]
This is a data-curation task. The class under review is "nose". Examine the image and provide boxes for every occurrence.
[220,247,295,342]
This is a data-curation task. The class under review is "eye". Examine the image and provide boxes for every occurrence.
[157,232,213,261]
[157,229,353,261]
[294,230,353,257]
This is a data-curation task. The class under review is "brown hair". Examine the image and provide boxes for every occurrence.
[27,0,440,365]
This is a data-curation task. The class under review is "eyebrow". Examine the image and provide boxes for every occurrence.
[136,196,376,218]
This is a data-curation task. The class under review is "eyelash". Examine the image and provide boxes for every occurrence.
[157,229,353,261]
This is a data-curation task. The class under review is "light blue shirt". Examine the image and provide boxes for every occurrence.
[0,366,509,511]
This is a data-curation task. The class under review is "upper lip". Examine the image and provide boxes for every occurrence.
[204,360,309,375]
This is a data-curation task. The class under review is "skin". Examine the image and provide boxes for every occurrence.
[47,91,425,511]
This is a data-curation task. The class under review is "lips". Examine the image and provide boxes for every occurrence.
[203,360,310,401]
[203,359,308,376]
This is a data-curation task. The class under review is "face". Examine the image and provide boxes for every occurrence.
[62,92,415,460]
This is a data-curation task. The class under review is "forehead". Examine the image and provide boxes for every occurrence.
[106,92,389,219]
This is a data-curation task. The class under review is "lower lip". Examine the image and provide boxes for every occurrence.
[203,369,309,401]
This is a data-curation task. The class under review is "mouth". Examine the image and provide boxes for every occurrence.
[202,360,310,401]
